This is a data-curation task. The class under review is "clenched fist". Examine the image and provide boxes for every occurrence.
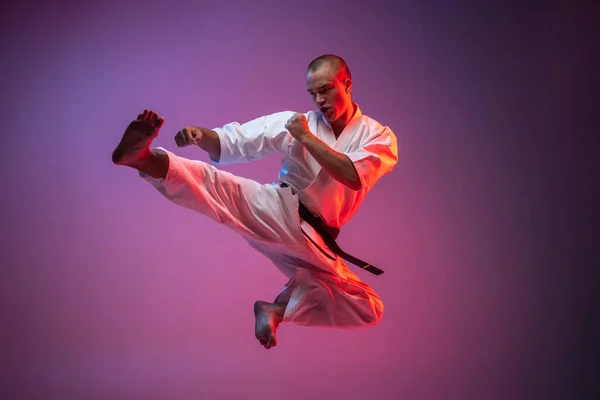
[285,113,311,140]
[174,126,203,147]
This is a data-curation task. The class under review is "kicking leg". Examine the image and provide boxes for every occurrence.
[112,109,170,179]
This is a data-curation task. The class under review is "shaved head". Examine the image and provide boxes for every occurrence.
[305,54,355,132]
[307,54,351,81]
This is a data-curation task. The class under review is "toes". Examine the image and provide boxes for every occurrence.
[152,113,165,128]
[136,110,164,128]
[265,335,276,349]
[257,334,276,349]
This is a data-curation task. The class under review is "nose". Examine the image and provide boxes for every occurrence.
[315,94,326,106]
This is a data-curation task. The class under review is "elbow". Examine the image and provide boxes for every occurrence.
[347,175,362,191]
[336,156,362,190]
[350,181,362,191]
[344,163,362,191]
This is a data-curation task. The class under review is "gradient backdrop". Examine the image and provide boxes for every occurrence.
[1,1,595,399]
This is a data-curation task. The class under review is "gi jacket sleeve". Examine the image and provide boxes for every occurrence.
[211,111,295,166]
[298,123,398,228]
[346,125,398,192]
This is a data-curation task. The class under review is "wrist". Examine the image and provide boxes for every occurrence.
[297,129,314,145]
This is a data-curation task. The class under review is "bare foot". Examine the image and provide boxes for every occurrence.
[254,300,285,349]
[112,109,165,167]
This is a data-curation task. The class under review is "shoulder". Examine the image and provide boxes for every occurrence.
[250,110,295,123]
[257,110,320,119]
[265,110,315,119]
[262,110,324,127]
[359,113,396,142]
[274,110,321,121]
[242,110,298,129]
[269,110,298,118]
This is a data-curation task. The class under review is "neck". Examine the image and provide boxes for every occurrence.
[331,103,356,137]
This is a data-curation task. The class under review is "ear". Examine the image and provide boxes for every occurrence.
[345,79,352,93]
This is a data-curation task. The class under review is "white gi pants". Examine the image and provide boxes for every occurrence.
[140,148,384,328]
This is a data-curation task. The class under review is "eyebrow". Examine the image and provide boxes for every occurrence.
[308,83,333,92]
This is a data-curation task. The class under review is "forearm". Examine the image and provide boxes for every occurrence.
[192,126,221,162]
[299,134,361,190]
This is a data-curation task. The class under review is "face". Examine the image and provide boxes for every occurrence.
[306,62,353,123]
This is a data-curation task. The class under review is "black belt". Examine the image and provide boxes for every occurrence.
[281,183,384,276]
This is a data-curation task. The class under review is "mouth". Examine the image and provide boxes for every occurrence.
[320,107,332,117]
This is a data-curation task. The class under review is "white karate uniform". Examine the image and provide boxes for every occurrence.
[140,104,398,328]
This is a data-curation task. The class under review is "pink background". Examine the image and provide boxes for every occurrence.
[1,1,594,399]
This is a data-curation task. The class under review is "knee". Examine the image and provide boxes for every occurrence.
[374,305,384,325]
[368,301,384,327]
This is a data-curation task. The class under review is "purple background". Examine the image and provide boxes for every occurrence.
[1,1,594,399]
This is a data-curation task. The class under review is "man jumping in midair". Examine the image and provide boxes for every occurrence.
[112,54,398,349]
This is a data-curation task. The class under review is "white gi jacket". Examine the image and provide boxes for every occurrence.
[213,105,398,229]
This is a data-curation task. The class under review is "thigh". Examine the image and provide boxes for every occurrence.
[142,148,305,246]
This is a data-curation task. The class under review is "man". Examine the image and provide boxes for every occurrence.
[112,54,398,349]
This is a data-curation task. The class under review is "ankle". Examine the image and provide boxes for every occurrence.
[275,302,287,319]
[137,148,169,179]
